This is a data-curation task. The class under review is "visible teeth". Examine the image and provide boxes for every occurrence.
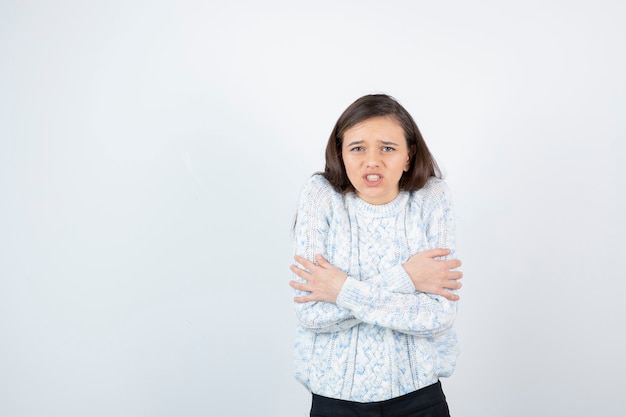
[366,175,380,181]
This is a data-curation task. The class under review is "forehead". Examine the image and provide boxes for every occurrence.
[342,116,405,143]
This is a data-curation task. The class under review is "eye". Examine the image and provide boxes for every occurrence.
[350,146,364,152]
[382,146,395,152]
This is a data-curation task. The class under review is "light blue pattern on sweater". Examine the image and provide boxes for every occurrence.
[292,175,460,402]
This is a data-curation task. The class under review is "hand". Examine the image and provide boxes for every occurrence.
[289,254,348,304]
[403,248,463,301]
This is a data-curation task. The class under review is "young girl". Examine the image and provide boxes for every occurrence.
[290,94,463,417]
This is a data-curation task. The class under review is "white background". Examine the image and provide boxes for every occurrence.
[1,1,623,416]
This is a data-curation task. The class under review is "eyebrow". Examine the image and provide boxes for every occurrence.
[345,140,400,147]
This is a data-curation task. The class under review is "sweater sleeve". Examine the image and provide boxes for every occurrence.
[292,175,361,333]
[361,264,417,294]
[336,179,458,337]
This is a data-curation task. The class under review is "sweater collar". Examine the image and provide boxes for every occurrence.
[346,191,409,218]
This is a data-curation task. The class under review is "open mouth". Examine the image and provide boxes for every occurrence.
[363,174,383,186]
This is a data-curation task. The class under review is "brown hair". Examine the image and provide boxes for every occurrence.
[321,94,441,193]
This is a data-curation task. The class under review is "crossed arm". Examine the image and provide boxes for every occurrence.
[289,176,463,336]
[289,249,462,336]
[290,248,463,304]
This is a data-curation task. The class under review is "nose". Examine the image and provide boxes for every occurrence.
[366,152,380,168]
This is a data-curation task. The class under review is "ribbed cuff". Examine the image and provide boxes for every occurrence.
[383,264,416,294]
[336,265,416,310]
[336,277,365,311]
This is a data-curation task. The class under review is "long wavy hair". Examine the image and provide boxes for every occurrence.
[321,94,441,193]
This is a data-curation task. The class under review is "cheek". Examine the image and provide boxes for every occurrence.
[342,157,356,173]
[345,165,359,179]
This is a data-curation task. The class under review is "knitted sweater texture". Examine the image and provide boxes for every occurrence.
[292,174,459,402]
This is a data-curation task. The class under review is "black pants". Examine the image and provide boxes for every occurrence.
[310,381,450,417]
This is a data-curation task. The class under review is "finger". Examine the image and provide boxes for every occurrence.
[449,259,462,269]
[444,280,462,291]
[420,248,451,258]
[293,295,310,303]
[440,290,460,301]
[443,259,462,270]
[447,271,463,280]
[289,280,309,291]
[314,254,331,267]
[294,294,316,303]
[294,255,316,270]
[290,264,312,281]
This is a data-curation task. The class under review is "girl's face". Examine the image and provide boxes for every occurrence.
[341,116,410,205]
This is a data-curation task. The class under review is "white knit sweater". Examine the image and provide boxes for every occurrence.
[292,174,459,402]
